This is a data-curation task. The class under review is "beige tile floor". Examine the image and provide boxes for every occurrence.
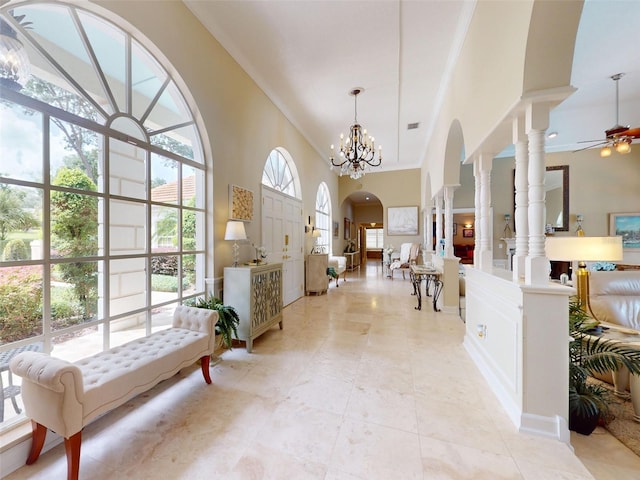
[4,262,639,479]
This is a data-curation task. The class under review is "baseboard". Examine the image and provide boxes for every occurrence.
[1,429,62,477]
[464,334,569,443]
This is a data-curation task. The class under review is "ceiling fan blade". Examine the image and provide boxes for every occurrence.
[623,127,640,138]
[576,138,606,144]
[572,141,608,153]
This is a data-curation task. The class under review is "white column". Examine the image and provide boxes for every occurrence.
[477,153,493,272]
[473,158,481,266]
[525,102,550,285]
[443,184,459,258]
[425,205,434,254]
[513,115,529,282]
[435,193,443,257]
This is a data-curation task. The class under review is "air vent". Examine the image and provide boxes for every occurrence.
[407,122,420,130]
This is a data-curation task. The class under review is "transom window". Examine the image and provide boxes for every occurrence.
[262,148,297,197]
[0,2,206,428]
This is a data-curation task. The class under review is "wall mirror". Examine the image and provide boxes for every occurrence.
[545,165,569,231]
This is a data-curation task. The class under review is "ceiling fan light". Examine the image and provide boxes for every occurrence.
[616,139,631,154]
[600,145,612,157]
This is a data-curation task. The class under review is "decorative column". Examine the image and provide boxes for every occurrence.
[435,193,443,257]
[443,185,459,258]
[525,102,550,285]
[425,204,434,255]
[477,153,494,272]
[473,158,481,266]
[513,115,529,282]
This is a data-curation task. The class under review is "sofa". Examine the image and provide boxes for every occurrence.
[588,270,640,421]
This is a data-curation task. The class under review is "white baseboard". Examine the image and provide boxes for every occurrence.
[464,334,568,443]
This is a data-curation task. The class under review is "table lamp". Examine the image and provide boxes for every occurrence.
[311,228,321,253]
[224,220,246,267]
[545,236,623,311]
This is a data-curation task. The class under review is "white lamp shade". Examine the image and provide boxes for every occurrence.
[312,229,321,238]
[224,220,247,241]
[545,236,623,262]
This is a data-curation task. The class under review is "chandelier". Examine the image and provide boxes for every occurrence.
[329,88,382,179]
[0,13,31,92]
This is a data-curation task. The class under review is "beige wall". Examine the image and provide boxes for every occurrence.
[96,1,339,277]
[453,148,640,264]
[339,169,422,250]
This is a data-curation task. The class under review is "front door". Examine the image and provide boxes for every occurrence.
[262,186,303,305]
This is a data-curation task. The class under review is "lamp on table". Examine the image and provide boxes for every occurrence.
[545,236,623,311]
[224,220,247,267]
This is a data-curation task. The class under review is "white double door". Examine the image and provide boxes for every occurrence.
[261,186,304,306]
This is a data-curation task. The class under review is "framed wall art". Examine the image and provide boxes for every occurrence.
[333,221,339,237]
[609,212,640,249]
[387,206,418,235]
[229,184,254,221]
[463,228,474,238]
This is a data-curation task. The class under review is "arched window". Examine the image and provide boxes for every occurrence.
[315,183,331,252]
[262,148,299,198]
[0,2,206,427]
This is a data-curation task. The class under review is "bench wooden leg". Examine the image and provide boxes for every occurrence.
[64,431,82,480]
[200,355,212,384]
[26,420,47,465]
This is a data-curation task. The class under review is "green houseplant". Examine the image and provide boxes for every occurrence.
[188,296,240,349]
[568,298,640,434]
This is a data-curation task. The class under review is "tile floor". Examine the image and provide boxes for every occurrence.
[3,262,639,479]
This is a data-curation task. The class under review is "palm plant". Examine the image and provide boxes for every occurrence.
[188,296,240,349]
[568,298,640,434]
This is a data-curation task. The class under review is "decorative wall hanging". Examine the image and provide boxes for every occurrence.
[387,206,418,235]
[609,212,640,249]
[229,184,253,221]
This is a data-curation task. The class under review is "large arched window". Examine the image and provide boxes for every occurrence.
[0,2,206,427]
[315,183,331,253]
[261,147,300,198]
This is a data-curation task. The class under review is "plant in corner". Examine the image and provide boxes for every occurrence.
[568,298,640,435]
[188,296,240,349]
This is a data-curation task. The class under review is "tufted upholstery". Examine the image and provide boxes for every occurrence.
[10,305,217,439]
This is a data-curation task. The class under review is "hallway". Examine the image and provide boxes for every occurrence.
[4,262,639,479]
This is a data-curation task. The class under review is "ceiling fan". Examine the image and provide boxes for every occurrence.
[575,73,640,156]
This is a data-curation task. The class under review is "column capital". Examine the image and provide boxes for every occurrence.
[526,102,550,133]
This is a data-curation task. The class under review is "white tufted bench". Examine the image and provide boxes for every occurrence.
[9,305,218,480]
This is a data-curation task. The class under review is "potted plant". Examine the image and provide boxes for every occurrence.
[568,298,640,434]
[188,296,240,349]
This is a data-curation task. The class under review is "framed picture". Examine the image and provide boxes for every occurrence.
[344,218,351,239]
[333,221,339,237]
[609,213,640,249]
[229,184,253,221]
[453,223,458,236]
[387,206,418,235]
[463,228,474,238]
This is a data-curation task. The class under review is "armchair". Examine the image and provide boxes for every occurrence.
[389,243,420,279]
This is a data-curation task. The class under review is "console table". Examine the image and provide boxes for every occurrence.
[223,263,283,352]
[344,251,360,271]
[410,264,443,312]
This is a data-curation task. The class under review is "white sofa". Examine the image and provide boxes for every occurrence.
[588,270,640,421]
[328,255,347,286]
[10,305,218,480]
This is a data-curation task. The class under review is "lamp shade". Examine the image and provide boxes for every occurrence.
[545,236,623,262]
[312,229,321,238]
[224,220,246,241]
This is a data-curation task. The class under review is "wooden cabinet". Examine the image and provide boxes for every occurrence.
[345,251,360,271]
[306,254,328,295]
[223,263,283,352]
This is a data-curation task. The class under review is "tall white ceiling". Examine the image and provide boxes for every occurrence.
[184,0,640,172]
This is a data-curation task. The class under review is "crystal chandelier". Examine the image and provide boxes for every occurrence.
[0,13,31,92]
[329,88,382,179]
